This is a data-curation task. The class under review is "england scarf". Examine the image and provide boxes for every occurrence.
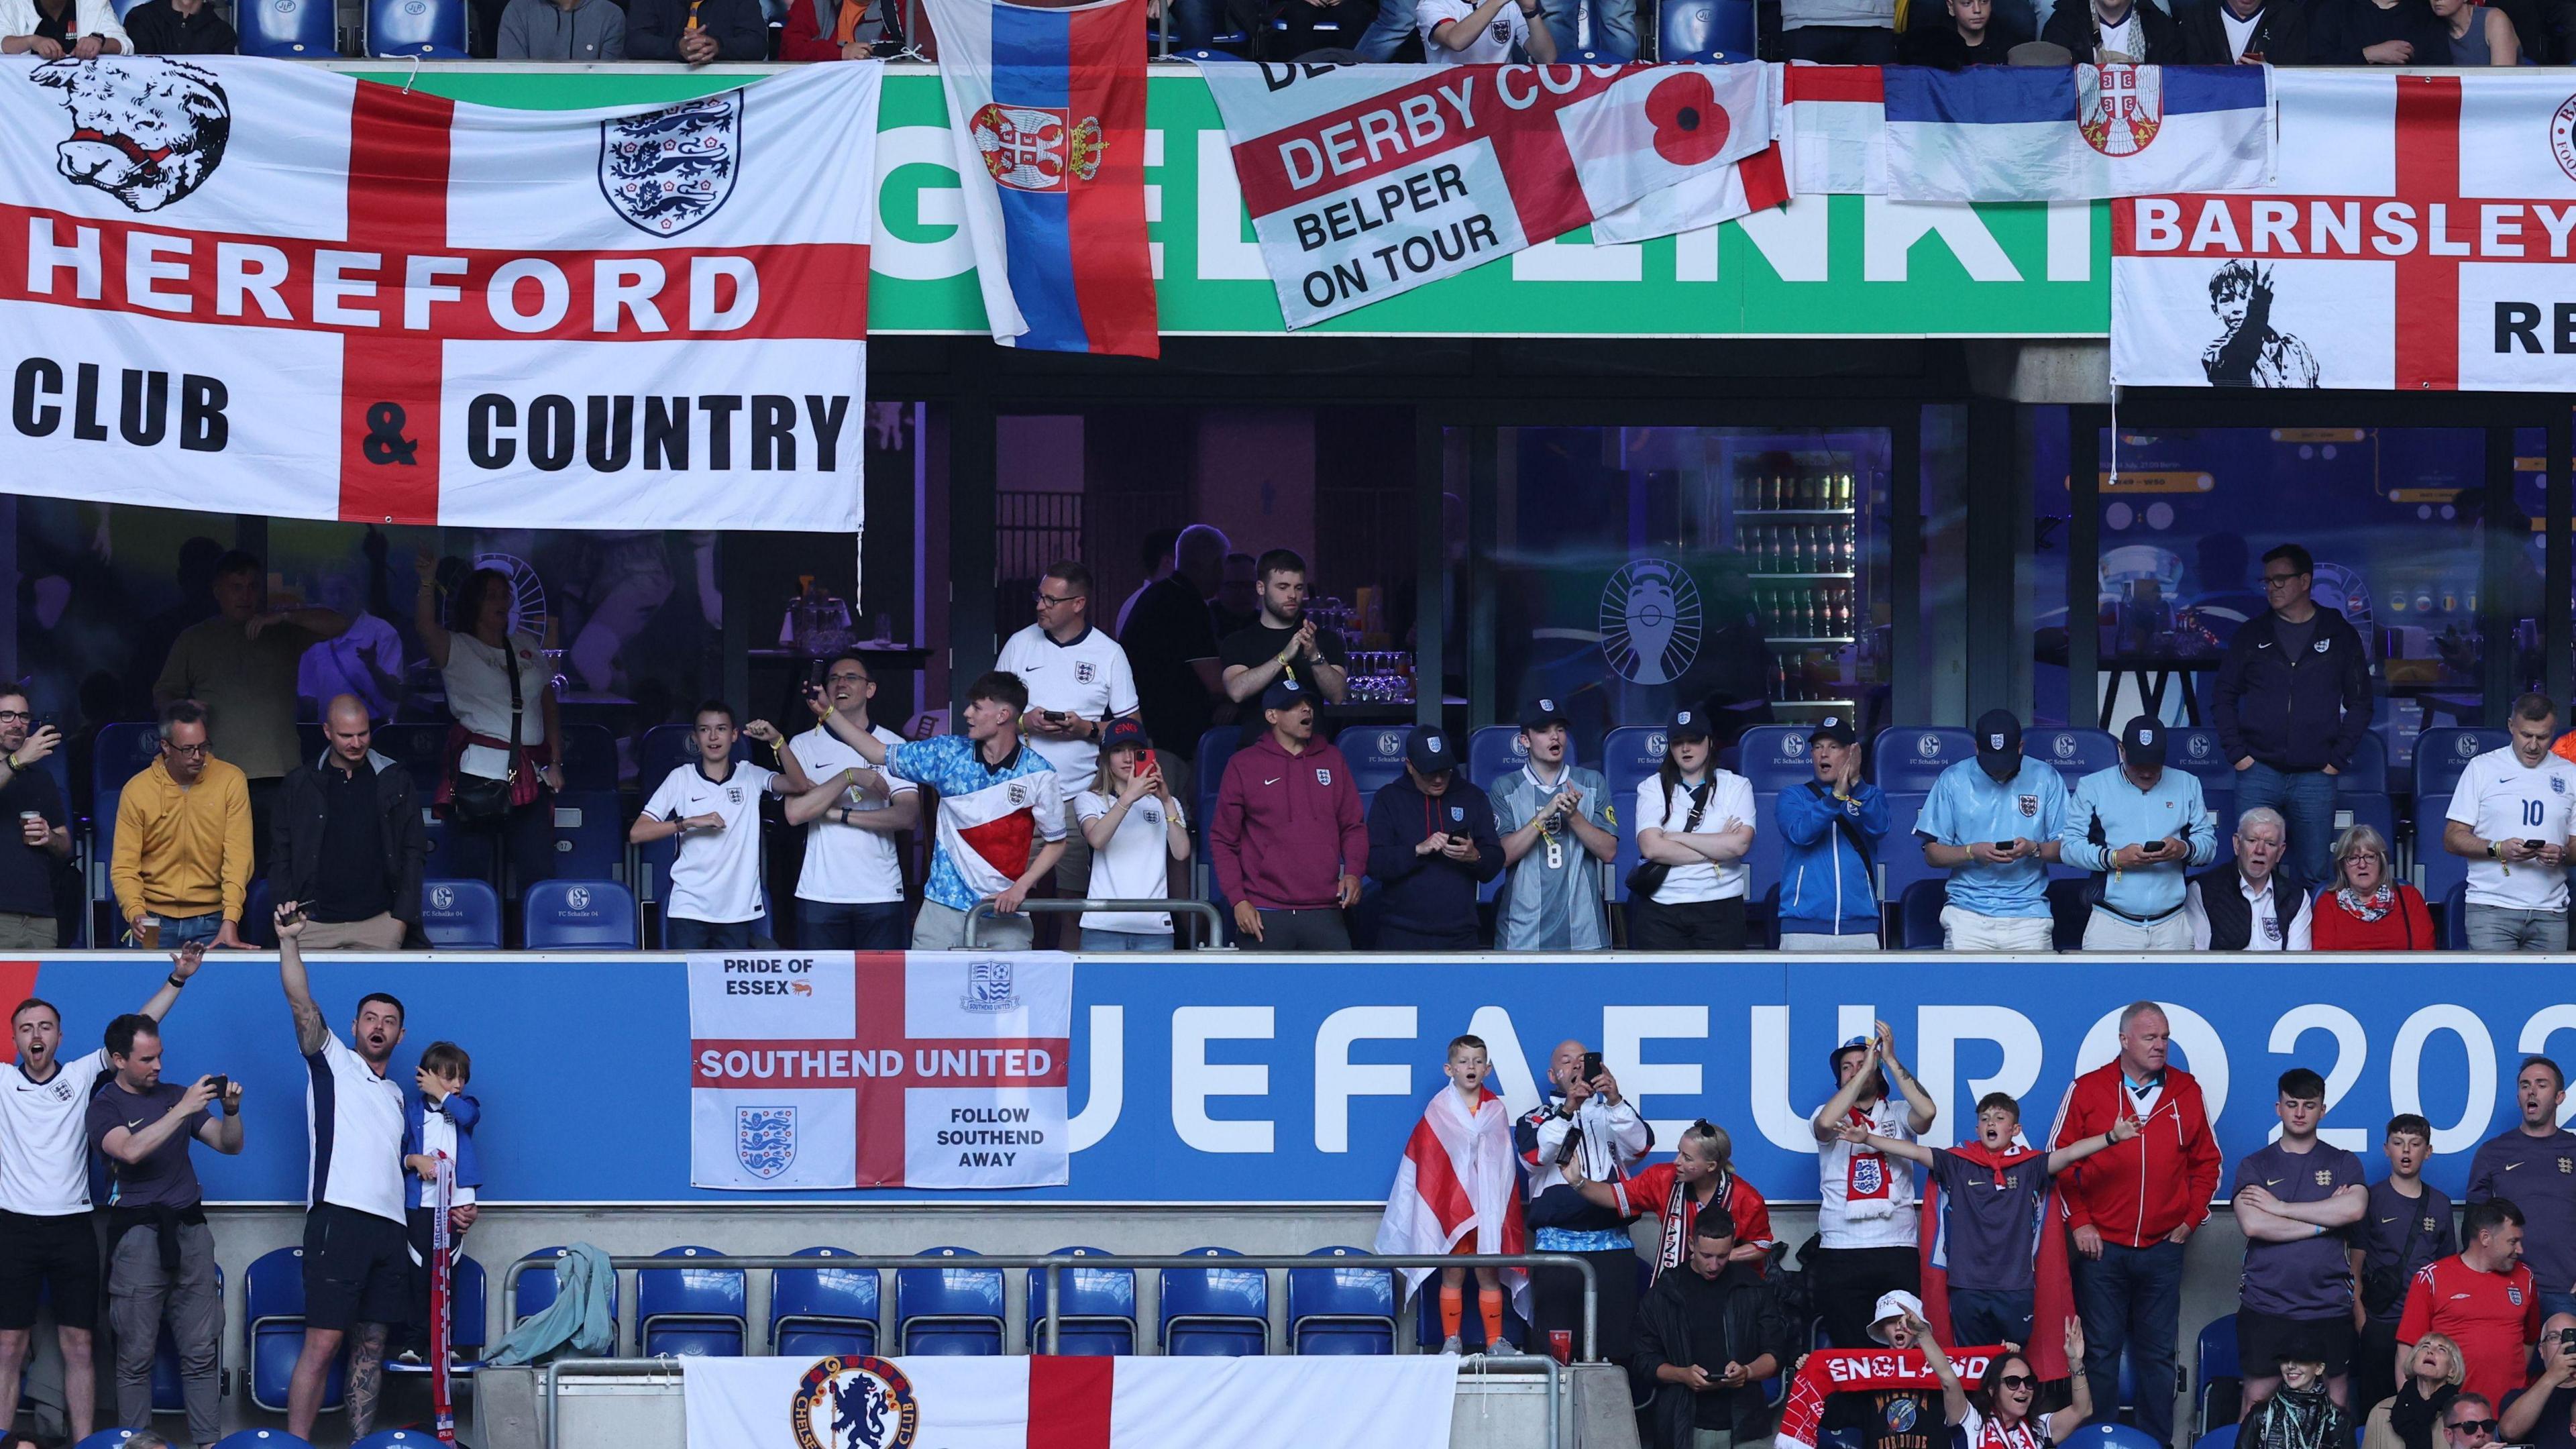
[1375,1084,1530,1318]
[1775,1347,2008,1449]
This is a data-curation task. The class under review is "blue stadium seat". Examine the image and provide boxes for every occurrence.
[639,1246,747,1358]
[2442,880,2469,950]
[1896,877,1945,949]
[1161,1246,1267,1357]
[237,0,337,54]
[2333,794,2397,859]
[419,878,501,950]
[2415,792,2465,901]
[772,1248,879,1359]
[77,1433,139,1449]
[420,811,495,885]
[1602,725,1668,904]
[213,1434,321,1449]
[151,1260,226,1415]
[1340,725,1414,801]
[2192,1430,2239,1449]
[1868,727,1974,792]
[1467,727,1528,790]
[2045,875,2091,951]
[1741,791,1784,908]
[1873,792,1935,904]
[549,792,624,881]
[523,879,637,949]
[1289,1246,1395,1356]
[1027,1246,1135,1357]
[510,1246,618,1336]
[247,1247,341,1414]
[2194,1313,2239,1436]
[386,1254,485,1384]
[1657,0,1754,56]
[2415,728,2504,798]
[352,1432,445,1449]
[373,724,450,796]
[2337,732,2390,793]
[896,1248,1004,1356]
[1735,726,1818,794]
[557,724,621,792]
[2202,786,2238,847]
[2027,727,2118,787]
[89,722,164,924]
[2065,1426,2163,1449]
[2163,727,2233,789]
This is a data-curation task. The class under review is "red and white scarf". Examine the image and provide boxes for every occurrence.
[1776,1346,2005,1449]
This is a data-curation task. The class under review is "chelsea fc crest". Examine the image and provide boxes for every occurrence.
[600,91,742,238]
[792,1356,919,1449]
[737,1106,797,1180]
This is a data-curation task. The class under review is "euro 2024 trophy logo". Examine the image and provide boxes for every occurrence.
[794,1356,920,1449]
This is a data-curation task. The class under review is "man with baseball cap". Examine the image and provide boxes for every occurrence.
[1209,677,1366,949]
[1366,726,1501,951]
[1915,710,2068,952]
[1776,714,1889,950]
[1491,699,1617,951]
[2059,714,2216,950]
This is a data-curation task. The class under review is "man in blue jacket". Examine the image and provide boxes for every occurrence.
[1366,727,1501,951]
[2061,715,2218,950]
[2209,542,2373,888]
[1775,715,1889,950]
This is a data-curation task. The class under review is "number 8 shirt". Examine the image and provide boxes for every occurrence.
[2446,743,2576,913]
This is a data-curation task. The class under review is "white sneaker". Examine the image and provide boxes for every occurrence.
[1441,1335,1464,1355]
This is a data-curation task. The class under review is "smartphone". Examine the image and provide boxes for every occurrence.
[275,902,306,928]
[1993,840,2015,852]
[2138,840,2167,856]
[2530,840,2550,851]
[1138,748,1159,779]
[1581,1051,1603,1081]
[207,1075,230,1101]
[807,657,828,687]
[2558,1326,2576,1352]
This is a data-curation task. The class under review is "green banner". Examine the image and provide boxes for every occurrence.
[358,64,2109,339]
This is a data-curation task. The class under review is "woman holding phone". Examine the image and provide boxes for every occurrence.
[1072,718,1190,951]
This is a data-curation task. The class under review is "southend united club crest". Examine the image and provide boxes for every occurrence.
[600,91,741,238]
[792,1356,919,1449]
[2078,64,2161,156]
[961,958,1020,1014]
[970,103,1102,193]
[738,1106,797,1180]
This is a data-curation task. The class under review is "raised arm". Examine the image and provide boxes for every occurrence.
[102,1075,219,1164]
[1877,1021,1936,1134]
[1811,1035,1881,1139]
[413,555,451,669]
[136,939,205,1022]
[2044,1112,2137,1173]
[278,912,328,1056]
[1915,1316,1971,1426]
[1837,1120,1935,1166]
[2052,1320,2094,1434]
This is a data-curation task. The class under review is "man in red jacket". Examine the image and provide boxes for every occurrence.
[1210,678,1365,949]
[2049,1000,2222,1448]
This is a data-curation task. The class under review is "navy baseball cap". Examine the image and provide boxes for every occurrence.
[1262,678,1307,712]
[1809,714,1858,747]
[1667,708,1711,743]
[2122,714,2167,767]
[1520,698,1572,732]
[1406,728,1456,775]
[1099,717,1148,752]
[1974,709,2023,765]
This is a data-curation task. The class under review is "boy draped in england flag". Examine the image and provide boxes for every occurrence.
[1377,1034,1532,1354]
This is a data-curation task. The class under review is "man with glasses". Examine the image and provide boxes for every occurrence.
[110,701,251,949]
[996,560,1138,911]
[784,651,918,951]
[0,691,69,950]
[2210,541,2374,888]
[2184,806,2312,951]
[2444,695,2576,953]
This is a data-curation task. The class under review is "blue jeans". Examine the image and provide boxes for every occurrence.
[2236,761,2338,890]
[2074,1238,2184,1445]
[148,912,223,949]
[1949,1288,2033,1350]
[665,917,753,951]
[1080,928,1173,951]
[1536,0,1637,56]
[799,899,909,951]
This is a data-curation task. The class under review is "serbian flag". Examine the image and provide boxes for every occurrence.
[1915,1143,2076,1383]
[1373,1084,1532,1321]
[1884,64,2273,201]
[920,0,1161,357]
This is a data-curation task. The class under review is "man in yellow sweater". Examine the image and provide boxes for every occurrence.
[110,701,252,949]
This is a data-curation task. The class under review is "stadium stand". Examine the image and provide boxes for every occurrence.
[769,1248,880,1360]
[895,1248,1006,1356]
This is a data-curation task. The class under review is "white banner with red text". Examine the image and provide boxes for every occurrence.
[1198,61,1775,328]
[688,951,1070,1191]
[0,57,877,529]
[684,1353,1459,1449]
[2112,69,2576,392]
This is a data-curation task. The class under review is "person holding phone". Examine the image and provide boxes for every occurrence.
[1515,1040,1653,1363]
[2059,714,2216,951]
[1365,727,1501,951]
[2442,694,2576,954]
[1071,720,1189,951]
[995,561,1141,924]
[1917,711,2068,953]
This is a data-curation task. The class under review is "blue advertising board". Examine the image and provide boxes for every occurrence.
[19,953,2573,1205]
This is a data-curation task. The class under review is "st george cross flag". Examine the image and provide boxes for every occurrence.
[684,1354,1459,1449]
[688,953,1071,1191]
[1884,64,2272,202]
[920,0,1160,358]
[1374,1083,1531,1318]
[1200,62,1772,328]
[0,58,878,529]
[2114,70,2576,392]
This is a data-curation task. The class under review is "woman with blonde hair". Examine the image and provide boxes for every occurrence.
[2309,824,2434,951]
[2363,1333,2465,1449]
[1071,718,1190,950]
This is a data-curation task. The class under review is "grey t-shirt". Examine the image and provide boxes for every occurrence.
[2235,1139,2367,1318]
[2273,611,2318,660]
[1929,1148,2054,1293]
[1489,765,1613,951]
[85,1080,209,1210]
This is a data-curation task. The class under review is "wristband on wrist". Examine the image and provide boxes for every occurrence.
[166,973,187,989]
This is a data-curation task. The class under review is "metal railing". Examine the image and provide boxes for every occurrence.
[962,896,1228,948]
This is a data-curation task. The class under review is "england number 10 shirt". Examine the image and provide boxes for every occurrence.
[0,1048,111,1216]
[2447,746,2576,912]
[644,761,778,924]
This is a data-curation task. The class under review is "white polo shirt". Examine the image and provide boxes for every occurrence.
[643,760,778,924]
[0,1048,111,1216]
[790,724,915,906]
[994,624,1140,786]
[305,1030,407,1223]
[1075,788,1187,934]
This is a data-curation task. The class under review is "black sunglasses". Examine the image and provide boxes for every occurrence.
[2450,1421,2498,1436]
[1998,1375,2037,1391]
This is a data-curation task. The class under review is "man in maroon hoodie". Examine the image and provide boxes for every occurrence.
[2049,1000,2222,1448]
[1210,678,1366,949]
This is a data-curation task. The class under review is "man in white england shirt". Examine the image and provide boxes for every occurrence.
[0,945,203,1444]
[994,560,1138,906]
[2444,693,2576,953]
[783,651,918,951]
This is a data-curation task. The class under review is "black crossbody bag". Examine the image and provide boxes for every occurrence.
[1624,779,1712,902]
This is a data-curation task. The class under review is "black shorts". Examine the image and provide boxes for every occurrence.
[303,1204,414,1333]
[2237,1307,2357,1378]
[0,1210,99,1332]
